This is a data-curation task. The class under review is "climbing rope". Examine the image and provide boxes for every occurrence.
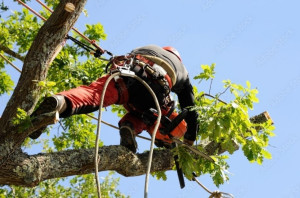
[16,0,111,57]
[94,69,162,198]
[94,73,118,198]
[192,172,234,198]
[35,0,114,57]
[16,0,47,21]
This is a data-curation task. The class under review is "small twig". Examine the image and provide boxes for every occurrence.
[218,86,230,98]
[202,93,227,105]
[209,79,213,95]
[58,120,67,131]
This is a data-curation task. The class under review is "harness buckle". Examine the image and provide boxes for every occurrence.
[110,56,135,76]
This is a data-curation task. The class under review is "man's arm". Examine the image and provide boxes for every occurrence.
[176,78,198,145]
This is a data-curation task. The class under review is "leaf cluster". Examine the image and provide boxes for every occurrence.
[0,7,41,95]
[192,64,274,185]
[52,115,100,151]
[154,64,275,187]
[1,172,128,198]
[11,107,31,132]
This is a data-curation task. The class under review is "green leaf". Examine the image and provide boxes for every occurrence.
[0,68,14,95]
[38,81,46,87]
[46,81,56,87]
[261,149,272,159]
[151,171,167,181]
[194,63,216,81]
[246,80,251,88]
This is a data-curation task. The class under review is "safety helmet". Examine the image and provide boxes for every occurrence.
[163,46,182,62]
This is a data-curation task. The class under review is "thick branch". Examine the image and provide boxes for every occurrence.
[0,146,174,187]
[0,111,273,187]
[0,44,25,61]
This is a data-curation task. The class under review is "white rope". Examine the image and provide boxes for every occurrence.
[192,174,234,198]
[94,72,120,198]
[94,72,161,198]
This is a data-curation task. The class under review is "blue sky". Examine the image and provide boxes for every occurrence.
[1,0,300,197]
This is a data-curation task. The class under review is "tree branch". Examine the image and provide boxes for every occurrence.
[0,44,25,61]
[0,146,174,187]
[0,111,273,187]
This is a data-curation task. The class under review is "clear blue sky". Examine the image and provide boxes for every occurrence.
[1,0,300,197]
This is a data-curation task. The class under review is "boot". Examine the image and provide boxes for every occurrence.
[29,95,67,139]
[119,125,137,153]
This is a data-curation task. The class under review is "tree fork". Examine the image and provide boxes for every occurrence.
[0,0,88,160]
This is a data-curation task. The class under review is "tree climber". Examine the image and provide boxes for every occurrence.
[29,45,198,153]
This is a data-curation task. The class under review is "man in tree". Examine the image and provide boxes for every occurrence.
[29,45,198,153]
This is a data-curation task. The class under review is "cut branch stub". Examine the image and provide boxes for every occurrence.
[65,3,75,12]
[250,111,273,124]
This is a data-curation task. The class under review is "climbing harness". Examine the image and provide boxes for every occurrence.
[109,54,172,98]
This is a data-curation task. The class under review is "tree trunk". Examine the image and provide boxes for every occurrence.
[0,0,87,161]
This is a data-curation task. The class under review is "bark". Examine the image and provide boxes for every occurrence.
[0,146,174,187]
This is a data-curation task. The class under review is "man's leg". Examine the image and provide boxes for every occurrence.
[29,75,122,139]
[58,74,121,117]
